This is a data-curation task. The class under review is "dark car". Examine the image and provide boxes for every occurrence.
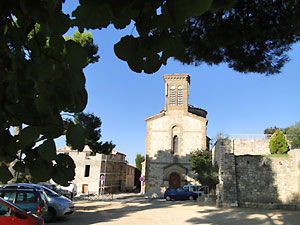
[0,188,48,220]
[164,187,198,201]
[0,197,44,225]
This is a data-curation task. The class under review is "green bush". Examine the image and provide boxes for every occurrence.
[269,130,289,154]
[190,149,219,190]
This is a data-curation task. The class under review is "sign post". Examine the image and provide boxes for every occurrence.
[100,175,105,200]
[139,176,144,194]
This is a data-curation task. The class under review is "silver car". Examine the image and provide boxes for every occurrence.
[1,183,75,222]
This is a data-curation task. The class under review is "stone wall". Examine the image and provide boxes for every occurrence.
[217,150,300,210]
[213,138,270,167]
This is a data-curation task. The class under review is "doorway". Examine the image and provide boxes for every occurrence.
[82,184,88,194]
[169,172,181,188]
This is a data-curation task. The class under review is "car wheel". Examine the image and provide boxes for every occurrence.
[188,195,194,200]
[45,208,56,223]
[165,196,171,201]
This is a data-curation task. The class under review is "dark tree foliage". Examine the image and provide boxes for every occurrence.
[0,0,100,185]
[180,0,300,74]
[135,154,145,171]
[0,0,219,184]
[74,112,115,155]
[1,0,300,185]
[190,149,219,190]
[264,126,286,135]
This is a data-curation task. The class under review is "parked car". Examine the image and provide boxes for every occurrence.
[0,197,44,225]
[0,188,48,220]
[38,183,72,200]
[164,187,198,201]
[58,183,77,200]
[0,183,74,222]
[183,185,209,196]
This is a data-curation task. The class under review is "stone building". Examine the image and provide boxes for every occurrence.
[125,164,136,192]
[143,73,208,196]
[57,146,135,195]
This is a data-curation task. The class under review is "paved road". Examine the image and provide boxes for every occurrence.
[51,194,300,225]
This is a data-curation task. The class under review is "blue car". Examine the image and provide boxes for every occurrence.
[164,187,198,201]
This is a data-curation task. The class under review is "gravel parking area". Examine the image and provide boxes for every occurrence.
[51,193,300,225]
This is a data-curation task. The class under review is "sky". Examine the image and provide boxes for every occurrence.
[58,2,300,166]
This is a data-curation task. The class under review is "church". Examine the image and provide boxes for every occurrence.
[143,73,208,196]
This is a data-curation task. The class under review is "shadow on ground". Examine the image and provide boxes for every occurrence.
[51,194,200,224]
[51,194,300,225]
[186,206,300,225]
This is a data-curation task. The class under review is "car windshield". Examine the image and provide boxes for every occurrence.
[40,186,59,197]
[176,188,185,192]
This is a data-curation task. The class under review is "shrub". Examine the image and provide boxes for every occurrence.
[269,130,289,154]
[190,149,219,190]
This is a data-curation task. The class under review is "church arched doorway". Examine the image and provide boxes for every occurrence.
[169,172,181,188]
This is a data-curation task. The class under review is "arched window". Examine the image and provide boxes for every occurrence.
[173,135,178,154]
[177,86,183,106]
[170,86,176,106]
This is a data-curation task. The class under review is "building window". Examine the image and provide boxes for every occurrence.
[177,86,183,106]
[84,165,90,177]
[170,86,176,106]
[172,135,178,154]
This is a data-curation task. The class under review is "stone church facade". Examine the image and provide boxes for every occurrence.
[143,74,208,196]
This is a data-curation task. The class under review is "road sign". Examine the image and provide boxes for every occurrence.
[100,175,105,181]
[139,177,144,182]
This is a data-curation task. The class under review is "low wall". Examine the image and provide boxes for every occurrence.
[213,139,270,167]
[217,150,300,210]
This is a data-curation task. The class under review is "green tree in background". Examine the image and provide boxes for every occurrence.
[73,112,115,155]
[264,126,285,135]
[135,154,145,171]
[286,122,300,149]
[65,31,99,65]
[269,130,289,154]
[190,149,219,191]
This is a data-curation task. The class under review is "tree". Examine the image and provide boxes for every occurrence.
[1,0,224,184]
[210,132,229,147]
[264,126,286,135]
[180,0,300,74]
[190,149,219,191]
[135,154,145,172]
[65,31,99,65]
[269,130,289,154]
[73,112,115,155]
[2,0,300,184]
[286,122,300,149]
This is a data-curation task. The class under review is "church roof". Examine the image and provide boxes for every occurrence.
[188,105,207,118]
[145,105,207,122]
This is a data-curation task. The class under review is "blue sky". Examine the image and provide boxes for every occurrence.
[58,2,300,165]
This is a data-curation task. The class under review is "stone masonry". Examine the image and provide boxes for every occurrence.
[143,74,207,197]
[216,145,300,210]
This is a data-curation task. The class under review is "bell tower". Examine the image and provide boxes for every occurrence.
[163,74,190,112]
